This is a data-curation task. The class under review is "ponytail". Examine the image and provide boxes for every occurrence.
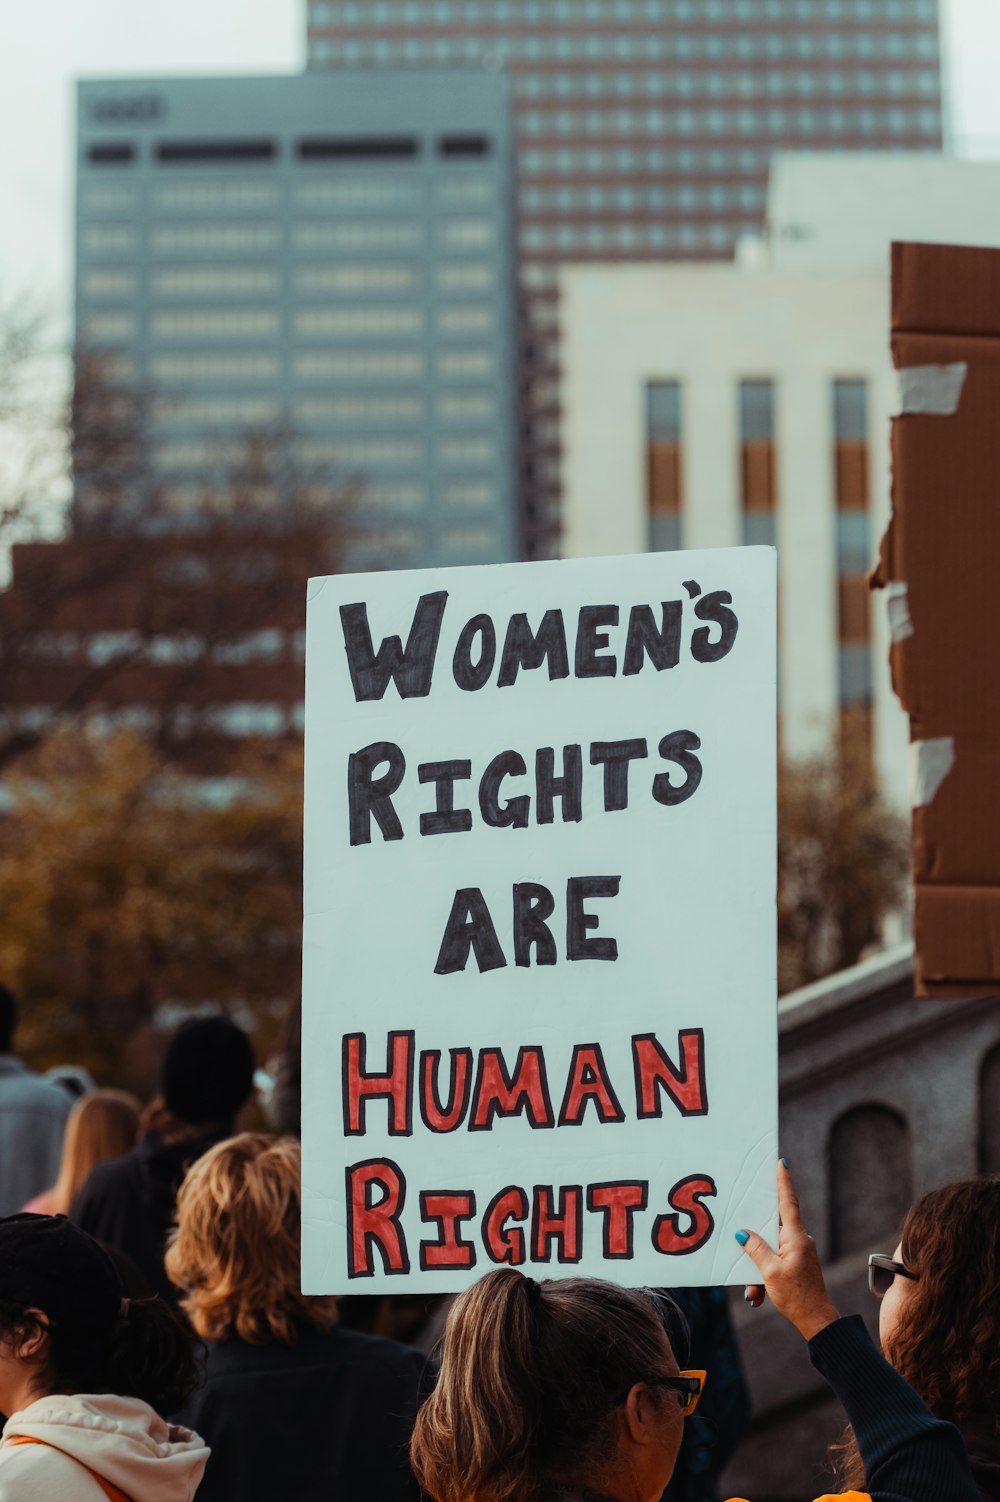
[410,1270,673,1502]
[42,1297,201,1416]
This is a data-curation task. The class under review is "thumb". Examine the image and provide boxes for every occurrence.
[736,1228,779,1278]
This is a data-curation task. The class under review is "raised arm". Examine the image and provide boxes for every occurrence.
[736,1163,979,1502]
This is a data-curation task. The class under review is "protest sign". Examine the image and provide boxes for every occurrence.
[302,547,777,1293]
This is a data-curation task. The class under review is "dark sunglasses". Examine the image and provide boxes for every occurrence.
[646,1369,706,1417]
[868,1253,919,1300]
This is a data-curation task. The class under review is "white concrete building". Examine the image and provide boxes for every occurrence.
[762,151,1000,271]
[559,155,1000,806]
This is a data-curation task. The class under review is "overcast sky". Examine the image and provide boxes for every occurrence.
[1,0,998,326]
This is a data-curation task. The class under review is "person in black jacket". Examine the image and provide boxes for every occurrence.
[410,1162,980,1502]
[71,1016,255,1298]
[166,1132,428,1502]
[826,1176,1000,1502]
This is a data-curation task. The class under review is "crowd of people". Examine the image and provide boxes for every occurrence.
[0,979,998,1502]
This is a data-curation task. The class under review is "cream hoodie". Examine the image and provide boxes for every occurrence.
[0,1394,209,1502]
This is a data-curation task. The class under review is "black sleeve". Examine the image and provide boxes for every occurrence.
[807,1315,980,1502]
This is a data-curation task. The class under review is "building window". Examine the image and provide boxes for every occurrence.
[438,176,493,206]
[833,379,872,739]
[154,180,281,212]
[441,480,494,509]
[80,223,137,255]
[82,312,136,343]
[151,309,280,340]
[295,394,423,425]
[646,380,682,553]
[438,437,496,467]
[828,1104,912,1260]
[156,139,277,163]
[739,379,776,547]
[295,263,419,295]
[81,268,137,298]
[153,266,280,298]
[87,143,135,166]
[294,350,424,381]
[437,305,494,335]
[150,353,280,384]
[437,262,493,292]
[151,222,281,254]
[437,392,493,423]
[300,438,424,467]
[437,347,493,379]
[440,217,494,249]
[294,306,423,338]
[294,178,419,210]
[294,220,422,251]
[83,184,137,213]
[979,1046,1000,1173]
[298,135,418,160]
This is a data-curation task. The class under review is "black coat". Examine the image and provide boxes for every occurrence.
[174,1324,428,1502]
[959,1416,1000,1502]
[71,1131,226,1299]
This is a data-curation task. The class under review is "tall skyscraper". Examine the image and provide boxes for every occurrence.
[76,71,519,571]
[306,0,944,556]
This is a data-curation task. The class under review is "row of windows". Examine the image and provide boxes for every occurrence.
[149,391,498,428]
[87,134,494,168]
[85,303,499,344]
[644,376,868,448]
[312,30,939,63]
[514,67,939,100]
[522,142,770,172]
[144,347,497,384]
[522,181,765,211]
[521,219,743,250]
[151,435,498,468]
[311,0,935,21]
[80,261,496,301]
[517,104,940,136]
[81,174,495,218]
[80,217,497,257]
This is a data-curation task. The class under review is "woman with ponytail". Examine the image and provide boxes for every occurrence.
[412,1163,981,1502]
[0,1214,207,1502]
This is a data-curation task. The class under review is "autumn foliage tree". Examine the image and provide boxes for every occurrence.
[0,726,303,1082]
[778,723,910,993]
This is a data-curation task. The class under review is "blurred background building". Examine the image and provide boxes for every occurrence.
[559,154,1000,803]
[75,70,519,571]
[306,0,944,558]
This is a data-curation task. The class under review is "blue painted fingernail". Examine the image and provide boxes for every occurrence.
[780,1156,789,1168]
[735,1230,749,1246]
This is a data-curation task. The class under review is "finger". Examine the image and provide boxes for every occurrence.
[735,1228,779,1278]
[776,1159,804,1234]
[744,1284,765,1309]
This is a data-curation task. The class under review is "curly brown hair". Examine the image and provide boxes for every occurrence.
[834,1176,1000,1489]
[165,1133,338,1346]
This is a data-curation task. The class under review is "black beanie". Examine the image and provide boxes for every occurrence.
[0,1215,122,1333]
[162,1016,255,1126]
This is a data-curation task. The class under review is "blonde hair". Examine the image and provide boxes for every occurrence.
[53,1089,141,1218]
[165,1132,337,1346]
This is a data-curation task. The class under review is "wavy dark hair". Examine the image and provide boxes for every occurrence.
[834,1176,1000,1489]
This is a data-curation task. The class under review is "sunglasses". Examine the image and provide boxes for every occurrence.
[868,1253,919,1300]
[646,1369,706,1416]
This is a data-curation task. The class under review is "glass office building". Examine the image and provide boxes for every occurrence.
[75,71,519,569]
[305,0,943,555]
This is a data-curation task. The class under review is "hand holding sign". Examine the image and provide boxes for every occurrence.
[737,1161,839,1340]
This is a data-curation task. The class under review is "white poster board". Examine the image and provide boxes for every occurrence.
[302,548,777,1293]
